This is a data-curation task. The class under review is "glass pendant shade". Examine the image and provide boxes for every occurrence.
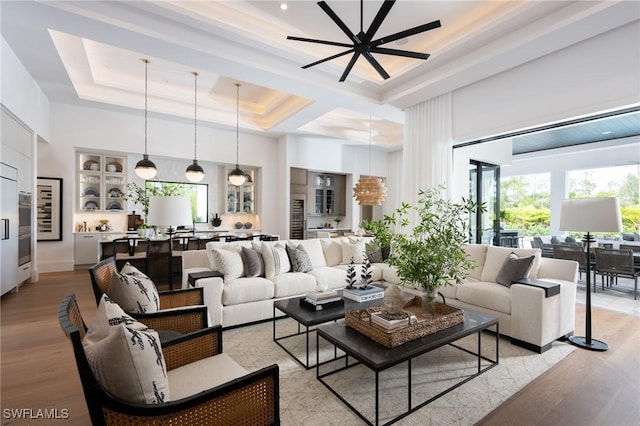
[185,160,204,182]
[135,154,157,179]
[185,71,204,183]
[136,59,157,180]
[228,166,246,186]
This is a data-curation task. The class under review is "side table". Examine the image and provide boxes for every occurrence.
[187,271,223,288]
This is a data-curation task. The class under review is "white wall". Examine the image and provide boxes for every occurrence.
[451,21,640,143]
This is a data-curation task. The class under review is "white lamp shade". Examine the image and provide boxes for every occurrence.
[559,197,622,232]
[147,196,192,227]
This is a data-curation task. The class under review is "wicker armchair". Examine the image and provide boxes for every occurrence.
[89,256,208,335]
[58,293,280,425]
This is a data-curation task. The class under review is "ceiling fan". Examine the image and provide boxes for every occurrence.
[287,0,441,82]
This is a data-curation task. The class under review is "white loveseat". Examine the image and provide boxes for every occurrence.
[182,239,577,353]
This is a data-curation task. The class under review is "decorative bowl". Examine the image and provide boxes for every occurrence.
[244,222,252,229]
[235,222,243,229]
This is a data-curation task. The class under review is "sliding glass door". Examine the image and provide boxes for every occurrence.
[469,160,500,245]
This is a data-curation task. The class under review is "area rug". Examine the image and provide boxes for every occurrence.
[223,319,575,426]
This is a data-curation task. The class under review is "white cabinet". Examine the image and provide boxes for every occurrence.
[1,165,18,295]
[74,233,101,265]
[226,168,257,214]
[77,152,127,213]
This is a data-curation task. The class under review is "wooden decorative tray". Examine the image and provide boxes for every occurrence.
[345,298,464,348]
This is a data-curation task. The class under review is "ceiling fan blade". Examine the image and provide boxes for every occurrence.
[372,20,441,47]
[362,52,391,80]
[364,0,395,42]
[301,49,355,69]
[370,47,430,60]
[287,36,352,49]
[318,1,361,44]
[339,52,361,82]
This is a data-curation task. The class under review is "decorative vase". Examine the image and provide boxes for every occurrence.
[211,213,222,228]
[420,288,438,316]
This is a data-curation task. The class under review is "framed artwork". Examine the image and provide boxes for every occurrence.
[37,177,63,241]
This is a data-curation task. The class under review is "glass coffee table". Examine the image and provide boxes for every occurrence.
[273,295,384,369]
[316,309,499,426]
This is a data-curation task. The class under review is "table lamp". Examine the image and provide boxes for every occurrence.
[147,196,192,289]
[559,197,622,351]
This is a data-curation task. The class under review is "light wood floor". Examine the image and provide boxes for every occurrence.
[1,270,638,425]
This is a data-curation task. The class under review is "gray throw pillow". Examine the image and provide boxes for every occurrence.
[286,244,313,273]
[241,246,264,277]
[495,252,535,287]
[550,236,561,245]
[365,241,383,263]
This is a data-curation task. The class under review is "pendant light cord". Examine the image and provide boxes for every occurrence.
[360,0,364,33]
[368,115,372,178]
[235,83,240,167]
[193,72,198,159]
[143,59,149,155]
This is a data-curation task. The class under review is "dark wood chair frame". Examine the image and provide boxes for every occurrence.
[593,248,639,300]
[58,293,280,425]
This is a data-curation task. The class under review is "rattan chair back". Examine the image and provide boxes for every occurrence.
[88,256,117,305]
[553,245,587,270]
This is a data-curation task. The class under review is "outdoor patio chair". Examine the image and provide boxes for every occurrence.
[593,248,639,300]
[58,293,280,425]
[553,245,589,282]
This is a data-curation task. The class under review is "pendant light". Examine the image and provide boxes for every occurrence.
[185,71,205,182]
[135,59,158,180]
[228,83,246,186]
[353,116,387,205]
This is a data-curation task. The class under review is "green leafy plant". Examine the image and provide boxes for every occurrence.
[370,185,483,293]
[122,182,187,223]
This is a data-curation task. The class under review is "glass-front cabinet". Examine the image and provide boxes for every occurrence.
[308,172,344,216]
[77,151,127,212]
[226,168,256,214]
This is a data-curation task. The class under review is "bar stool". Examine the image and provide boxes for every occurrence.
[112,237,150,273]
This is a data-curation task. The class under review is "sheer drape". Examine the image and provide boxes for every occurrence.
[402,93,453,215]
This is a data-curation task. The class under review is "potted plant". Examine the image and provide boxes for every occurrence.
[334,216,343,228]
[369,185,482,314]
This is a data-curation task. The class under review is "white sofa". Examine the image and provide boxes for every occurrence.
[182,239,577,353]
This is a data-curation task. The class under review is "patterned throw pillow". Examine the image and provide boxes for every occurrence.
[83,294,148,346]
[495,252,535,287]
[241,246,264,277]
[261,242,291,278]
[286,244,313,273]
[83,324,170,404]
[107,263,159,313]
[365,240,384,264]
[212,248,245,282]
[340,238,366,264]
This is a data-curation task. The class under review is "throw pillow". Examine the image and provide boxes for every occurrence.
[365,240,383,264]
[261,242,291,278]
[495,252,535,287]
[241,246,264,277]
[320,238,342,266]
[286,244,313,273]
[212,248,245,282]
[83,324,170,404]
[340,238,366,264]
[107,263,159,313]
[565,236,577,243]
[550,236,561,245]
[84,294,148,347]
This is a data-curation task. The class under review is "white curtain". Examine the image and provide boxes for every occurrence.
[402,93,453,213]
[383,149,403,218]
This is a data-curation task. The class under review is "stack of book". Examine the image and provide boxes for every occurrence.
[342,285,384,302]
[300,290,344,311]
[371,311,411,330]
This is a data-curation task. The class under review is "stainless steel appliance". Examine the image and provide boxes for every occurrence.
[18,192,32,266]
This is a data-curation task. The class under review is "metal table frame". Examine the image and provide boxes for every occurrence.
[316,310,499,426]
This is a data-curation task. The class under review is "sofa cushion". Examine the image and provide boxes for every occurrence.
[107,263,159,314]
[286,244,313,273]
[480,246,542,283]
[261,242,291,278]
[83,296,169,404]
[306,266,347,291]
[340,238,366,264]
[495,252,535,287]
[379,263,402,285]
[168,353,247,401]
[269,272,317,298]
[463,244,488,280]
[212,248,245,282]
[320,238,342,266]
[241,246,264,278]
[456,281,512,314]
[222,277,274,306]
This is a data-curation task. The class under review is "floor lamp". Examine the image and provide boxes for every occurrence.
[559,197,622,351]
[147,196,192,290]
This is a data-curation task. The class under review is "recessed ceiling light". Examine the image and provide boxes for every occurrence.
[280,3,288,10]
[601,131,612,135]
